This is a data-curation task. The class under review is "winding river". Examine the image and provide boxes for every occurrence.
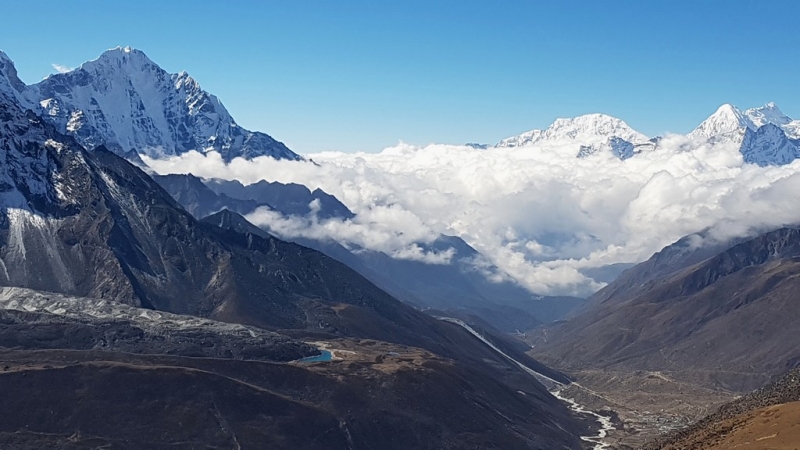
[437,317,613,450]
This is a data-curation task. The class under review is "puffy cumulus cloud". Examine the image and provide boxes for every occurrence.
[142,136,800,297]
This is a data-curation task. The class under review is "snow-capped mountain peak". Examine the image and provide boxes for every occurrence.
[742,102,800,140]
[745,102,792,128]
[496,113,650,160]
[75,46,160,76]
[1,48,300,162]
[542,113,647,142]
[497,113,648,149]
[688,103,755,140]
[687,103,800,166]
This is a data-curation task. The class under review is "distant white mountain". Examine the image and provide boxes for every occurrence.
[498,104,800,166]
[744,103,800,140]
[745,103,796,132]
[689,103,800,166]
[0,47,300,162]
[497,113,653,160]
[497,113,648,146]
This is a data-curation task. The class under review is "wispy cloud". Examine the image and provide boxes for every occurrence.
[51,63,73,74]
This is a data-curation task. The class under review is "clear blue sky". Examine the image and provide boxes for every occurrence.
[2,1,799,154]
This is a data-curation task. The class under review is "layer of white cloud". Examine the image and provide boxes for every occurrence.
[143,136,800,297]
[243,206,456,265]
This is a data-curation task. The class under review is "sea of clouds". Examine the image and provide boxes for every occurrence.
[143,135,800,297]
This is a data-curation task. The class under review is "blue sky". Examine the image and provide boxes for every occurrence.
[2,1,799,153]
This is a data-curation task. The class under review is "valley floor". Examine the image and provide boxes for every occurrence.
[550,372,800,449]
[526,363,740,448]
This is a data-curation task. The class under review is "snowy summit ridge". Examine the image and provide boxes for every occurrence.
[2,47,799,166]
[497,113,652,160]
[0,47,300,162]
[498,103,800,166]
[687,103,800,165]
[497,113,647,147]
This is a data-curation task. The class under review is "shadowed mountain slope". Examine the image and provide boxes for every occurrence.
[0,89,587,448]
[531,227,800,392]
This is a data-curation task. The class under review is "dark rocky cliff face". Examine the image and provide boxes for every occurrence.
[0,70,592,450]
[0,91,466,352]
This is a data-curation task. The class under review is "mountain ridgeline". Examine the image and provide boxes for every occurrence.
[3,47,798,168]
[497,103,800,166]
[0,87,478,352]
[0,47,299,162]
[5,45,800,448]
[0,47,586,330]
[0,64,590,448]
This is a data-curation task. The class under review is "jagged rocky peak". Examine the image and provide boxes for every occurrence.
[742,123,800,166]
[0,50,28,105]
[0,89,89,216]
[1,47,300,162]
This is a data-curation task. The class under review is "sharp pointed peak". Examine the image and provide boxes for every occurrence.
[76,46,159,73]
[103,45,144,56]
[0,49,18,74]
[100,46,152,61]
[712,103,745,116]
[0,49,28,97]
[688,104,755,140]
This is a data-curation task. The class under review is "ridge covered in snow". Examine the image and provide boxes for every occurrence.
[498,113,654,160]
[0,47,300,162]
[688,103,800,166]
[498,113,648,146]
[499,103,800,166]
